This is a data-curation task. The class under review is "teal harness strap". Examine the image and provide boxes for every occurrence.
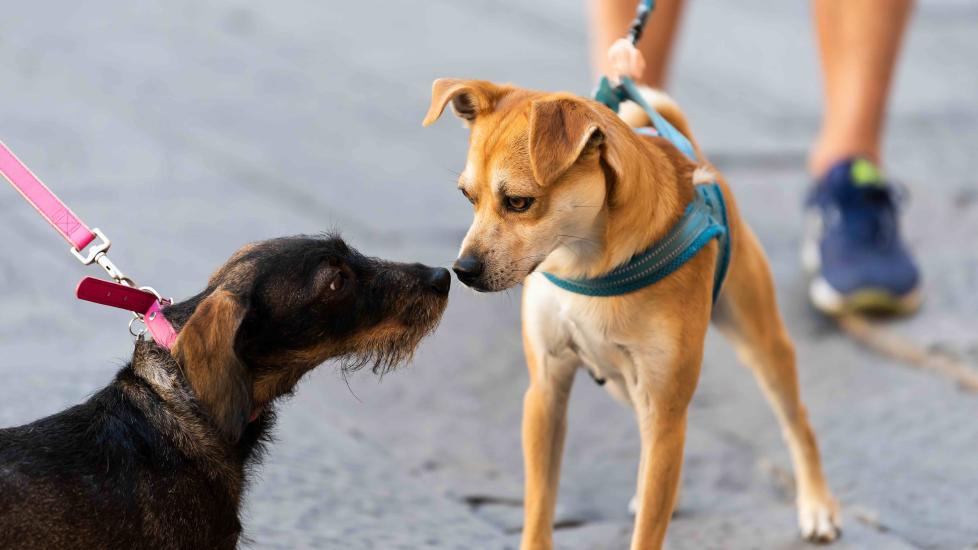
[542,70,731,301]
[543,183,730,301]
[594,76,697,160]
[700,183,731,301]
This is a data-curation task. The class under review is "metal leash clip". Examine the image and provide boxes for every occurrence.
[73,235,171,341]
[69,228,136,287]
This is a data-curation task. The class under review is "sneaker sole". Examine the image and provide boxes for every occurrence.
[809,276,922,316]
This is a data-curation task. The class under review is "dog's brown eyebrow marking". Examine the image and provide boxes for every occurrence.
[495,175,536,198]
[481,101,526,161]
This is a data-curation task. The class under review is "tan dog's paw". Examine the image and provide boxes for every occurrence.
[519,538,552,550]
[797,495,841,543]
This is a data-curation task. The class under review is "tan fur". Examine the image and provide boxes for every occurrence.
[172,290,253,443]
[257,319,419,404]
[426,80,840,549]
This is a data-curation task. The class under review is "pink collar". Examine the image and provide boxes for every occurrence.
[0,140,177,349]
[75,277,178,348]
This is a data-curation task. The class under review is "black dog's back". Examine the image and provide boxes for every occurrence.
[0,367,245,550]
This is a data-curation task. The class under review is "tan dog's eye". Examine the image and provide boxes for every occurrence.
[504,196,535,213]
[460,188,475,205]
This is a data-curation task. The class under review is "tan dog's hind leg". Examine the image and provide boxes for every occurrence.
[520,330,577,550]
[714,224,841,542]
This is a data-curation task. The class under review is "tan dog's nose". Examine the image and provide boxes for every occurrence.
[452,255,484,286]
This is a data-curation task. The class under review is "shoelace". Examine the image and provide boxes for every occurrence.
[813,181,907,247]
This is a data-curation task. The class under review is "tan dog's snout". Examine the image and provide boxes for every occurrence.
[452,252,485,289]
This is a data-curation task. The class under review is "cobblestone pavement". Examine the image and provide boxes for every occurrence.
[1,1,976,548]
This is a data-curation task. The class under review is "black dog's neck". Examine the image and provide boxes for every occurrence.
[124,339,272,468]
[162,290,210,331]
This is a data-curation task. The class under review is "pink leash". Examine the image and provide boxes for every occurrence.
[0,140,177,349]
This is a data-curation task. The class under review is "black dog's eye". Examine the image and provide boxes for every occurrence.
[503,196,535,212]
[460,188,475,205]
[325,269,345,292]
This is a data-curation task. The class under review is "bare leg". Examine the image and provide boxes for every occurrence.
[809,0,915,175]
[588,0,686,88]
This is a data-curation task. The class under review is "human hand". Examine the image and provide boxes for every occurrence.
[607,38,645,84]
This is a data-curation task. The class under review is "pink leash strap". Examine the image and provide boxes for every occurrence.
[1,139,177,349]
[0,140,96,251]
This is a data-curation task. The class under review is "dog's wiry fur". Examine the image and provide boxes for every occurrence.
[0,235,449,550]
[425,79,840,549]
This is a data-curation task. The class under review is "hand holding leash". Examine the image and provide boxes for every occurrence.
[606,0,654,84]
[607,38,646,85]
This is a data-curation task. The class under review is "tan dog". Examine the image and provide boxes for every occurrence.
[423,79,840,549]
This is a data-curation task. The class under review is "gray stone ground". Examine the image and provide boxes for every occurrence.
[0,1,976,548]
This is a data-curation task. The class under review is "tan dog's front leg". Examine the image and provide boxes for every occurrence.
[520,337,576,550]
[631,407,688,550]
[627,314,707,550]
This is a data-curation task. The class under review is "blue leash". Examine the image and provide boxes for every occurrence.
[594,75,697,160]
[541,0,731,301]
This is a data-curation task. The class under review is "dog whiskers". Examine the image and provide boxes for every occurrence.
[504,288,516,304]
[340,369,362,402]
[557,233,601,246]
[513,253,547,265]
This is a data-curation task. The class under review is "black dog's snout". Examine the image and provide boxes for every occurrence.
[452,255,484,285]
[428,267,452,295]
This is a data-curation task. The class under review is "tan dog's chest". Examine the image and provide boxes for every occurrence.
[564,311,632,396]
[524,274,673,404]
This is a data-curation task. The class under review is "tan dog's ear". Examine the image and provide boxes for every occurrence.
[528,97,603,186]
[173,290,252,443]
[422,78,502,127]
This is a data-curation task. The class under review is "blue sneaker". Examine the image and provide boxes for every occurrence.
[802,158,921,315]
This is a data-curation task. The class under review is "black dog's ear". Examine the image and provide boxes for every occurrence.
[173,290,252,443]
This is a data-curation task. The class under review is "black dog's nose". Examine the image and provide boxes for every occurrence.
[452,256,484,284]
[428,267,452,295]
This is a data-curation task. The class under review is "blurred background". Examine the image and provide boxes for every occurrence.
[1,1,976,548]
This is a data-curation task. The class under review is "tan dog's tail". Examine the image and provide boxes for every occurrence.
[617,86,699,154]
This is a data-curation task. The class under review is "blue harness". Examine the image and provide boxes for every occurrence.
[542,76,731,302]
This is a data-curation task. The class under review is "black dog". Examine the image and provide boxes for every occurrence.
[0,235,450,549]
